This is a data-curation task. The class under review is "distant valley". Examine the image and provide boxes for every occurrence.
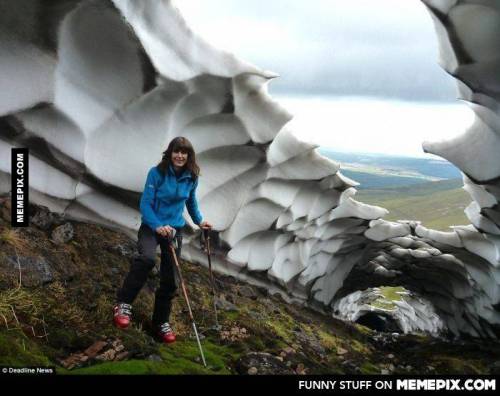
[318,149,471,230]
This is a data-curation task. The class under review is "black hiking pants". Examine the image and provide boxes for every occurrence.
[117,223,181,326]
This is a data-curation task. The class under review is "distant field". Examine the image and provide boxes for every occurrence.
[342,169,436,189]
[319,149,462,180]
[356,179,471,231]
[317,149,471,230]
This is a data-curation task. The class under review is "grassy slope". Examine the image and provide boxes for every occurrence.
[1,198,498,375]
[356,180,471,231]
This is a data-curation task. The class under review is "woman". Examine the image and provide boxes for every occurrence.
[114,137,212,344]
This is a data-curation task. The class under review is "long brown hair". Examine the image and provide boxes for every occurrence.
[157,137,200,179]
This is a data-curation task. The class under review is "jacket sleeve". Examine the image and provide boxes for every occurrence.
[186,178,203,225]
[139,168,163,231]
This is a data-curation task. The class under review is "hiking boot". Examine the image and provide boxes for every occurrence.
[113,303,132,329]
[157,322,176,344]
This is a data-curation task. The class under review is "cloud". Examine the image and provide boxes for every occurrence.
[175,0,458,101]
[277,95,474,157]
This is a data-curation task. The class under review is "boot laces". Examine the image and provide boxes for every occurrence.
[116,303,132,317]
[159,322,173,335]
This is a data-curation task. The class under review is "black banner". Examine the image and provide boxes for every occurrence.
[11,148,29,227]
[0,374,498,394]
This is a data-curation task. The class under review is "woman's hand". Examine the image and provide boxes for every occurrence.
[156,225,174,238]
[199,221,212,230]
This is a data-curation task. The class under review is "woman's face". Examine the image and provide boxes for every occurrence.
[171,148,188,169]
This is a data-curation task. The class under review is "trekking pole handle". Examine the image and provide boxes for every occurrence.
[167,228,177,243]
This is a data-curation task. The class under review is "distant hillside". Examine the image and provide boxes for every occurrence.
[356,179,471,231]
[316,149,470,230]
[341,170,436,190]
[319,149,462,190]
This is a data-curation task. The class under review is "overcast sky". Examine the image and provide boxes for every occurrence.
[175,0,458,102]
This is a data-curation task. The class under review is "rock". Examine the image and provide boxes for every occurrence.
[257,286,269,297]
[30,206,64,230]
[336,347,348,355]
[308,340,327,356]
[248,310,266,320]
[283,346,296,355]
[292,329,324,356]
[224,293,236,304]
[191,273,202,284]
[341,359,358,373]
[236,352,294,375]
[115,351,129,361]
[108,242,137,258]
[5,256,54,286]
[220,326,248,342]
[51,223,74,244]
[381,369,390,375]
[215,296,238,312]
[60,353,87,370]
[96,349,116,361]
[248,367,258,375]
[237,285,258,300]
[295,363,306,375]
[84,340,108,358]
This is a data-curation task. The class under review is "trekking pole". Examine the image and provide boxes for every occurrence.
[202,229,220,330]
[167,231,207,367]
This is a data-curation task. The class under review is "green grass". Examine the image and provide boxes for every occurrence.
[0,330,52,366]
[360,361,380,374]
[378,286,406,300]
[370,287,406,310]
[69,339,235,375]
[357,181,471,231]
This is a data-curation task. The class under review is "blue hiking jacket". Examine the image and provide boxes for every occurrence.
[140,165,203,231]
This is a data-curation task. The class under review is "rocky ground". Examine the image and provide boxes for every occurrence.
[1,197,500,375]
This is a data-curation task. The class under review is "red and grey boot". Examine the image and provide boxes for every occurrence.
[157,322,176,344]
[113,303,132,329]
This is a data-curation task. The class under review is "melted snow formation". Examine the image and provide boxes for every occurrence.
[333,288,445,336]
[0,0,499,338]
